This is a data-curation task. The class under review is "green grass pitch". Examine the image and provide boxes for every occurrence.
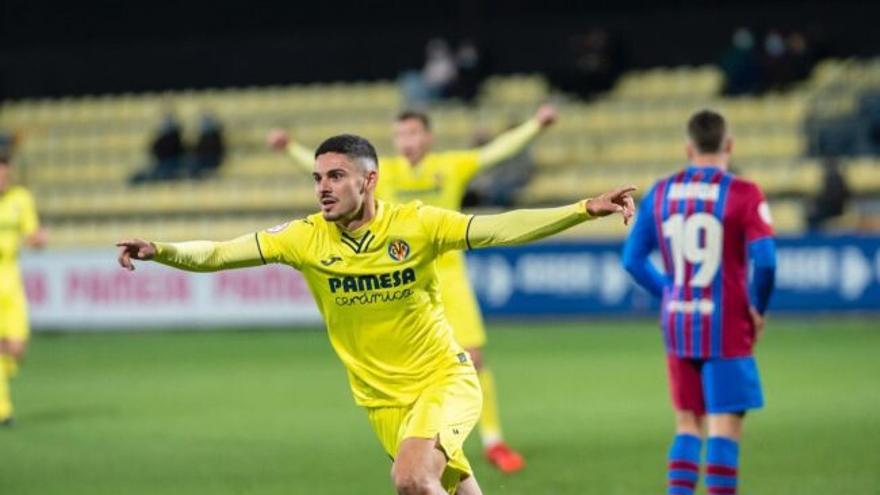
[2,318,878,494]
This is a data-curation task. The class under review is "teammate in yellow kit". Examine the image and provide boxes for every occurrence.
[0,153,48,426]
[118,134,635,494]
[268,105,557,472]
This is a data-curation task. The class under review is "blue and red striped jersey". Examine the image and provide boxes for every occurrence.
[623,165,775,358]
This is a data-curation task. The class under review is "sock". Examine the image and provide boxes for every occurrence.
[706,436,739,495]
[477,368,503,447]
[667,434,702,495]
[0,360,11,420]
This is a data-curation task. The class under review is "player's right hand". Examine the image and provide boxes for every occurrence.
[750,307,765,341]
[116,239,156,271]
[586,186,637,225]
[266,128,290,151]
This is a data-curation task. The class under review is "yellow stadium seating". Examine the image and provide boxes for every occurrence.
[2,59,879,247]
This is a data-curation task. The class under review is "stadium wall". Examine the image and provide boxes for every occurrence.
[19,235,880,331]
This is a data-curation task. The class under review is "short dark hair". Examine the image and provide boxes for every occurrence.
[315,134,379,170]
[687,109,727,153]
[396,110,431,131]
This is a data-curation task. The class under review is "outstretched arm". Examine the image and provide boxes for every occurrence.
[267,129,313,174]
[477,104,556,169]
[117,234,265,272]
[466,186,636,248]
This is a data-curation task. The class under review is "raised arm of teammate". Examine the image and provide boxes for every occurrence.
[19,190,48,249]
[477,103,557,169]
[267,128,313,174]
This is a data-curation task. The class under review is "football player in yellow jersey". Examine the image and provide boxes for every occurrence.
[118,134,635,494]
[0,153,48,426]
[268,105,557,472]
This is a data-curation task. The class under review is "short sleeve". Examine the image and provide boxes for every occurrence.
[743,183,774,242]
[446,151,481,185]
[18,190,39,236]
[416,204,472,254]
[255,218,313,269]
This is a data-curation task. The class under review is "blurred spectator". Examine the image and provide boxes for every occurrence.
[448,40,486,104]
[549,28,625,101]
[806,157,852,231]
[719,28,762,95]
[463,123,536,207]
[765,30,818,90]
[0,131,14,157]
[129,110,185,185]
[761,29,788,90]
[401,38,458,106]
[785,31,815,83]
[722,27,818,95]
[185,112,225,179]
[423,38,457,95]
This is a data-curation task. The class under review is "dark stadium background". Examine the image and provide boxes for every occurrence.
[1,0,878,98]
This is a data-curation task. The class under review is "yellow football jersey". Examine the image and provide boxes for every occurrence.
[377,151,480,209]
[256,200,476,408]
[0,186,38,268]
[287,119,540,211]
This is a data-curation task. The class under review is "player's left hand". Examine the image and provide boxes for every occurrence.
[535,104,558,128]
[750,306,765,341]
[116,239,156,271]
[25,228,49,249]
[586,186,637,225]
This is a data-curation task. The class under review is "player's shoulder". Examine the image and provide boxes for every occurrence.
[3,186,36,207]
[434,149,478,163]
[386,199,425,218]
[643,172,680,199]
[651,170,688,190]
[382,155,406,168]
[7,185,34,200]
[388,200,457,224]
[262,213,322,236]
[727,174,766,199]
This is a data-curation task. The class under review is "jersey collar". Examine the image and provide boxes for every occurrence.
[333,200,385,254]
[686,164,726,174]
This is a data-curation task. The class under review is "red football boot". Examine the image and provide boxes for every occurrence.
[485,442,525,473]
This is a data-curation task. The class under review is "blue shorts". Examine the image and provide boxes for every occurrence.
[667,355,764,415]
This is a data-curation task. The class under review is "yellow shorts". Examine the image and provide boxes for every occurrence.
[367,371,482,493]
[0,288,29,342]
[437,252,486,349]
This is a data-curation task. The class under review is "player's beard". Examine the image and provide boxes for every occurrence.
[321,202,342,221]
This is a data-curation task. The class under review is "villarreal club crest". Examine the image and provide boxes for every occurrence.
[387,239,411,262]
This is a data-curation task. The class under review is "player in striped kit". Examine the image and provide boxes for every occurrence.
[622,110,777,495]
